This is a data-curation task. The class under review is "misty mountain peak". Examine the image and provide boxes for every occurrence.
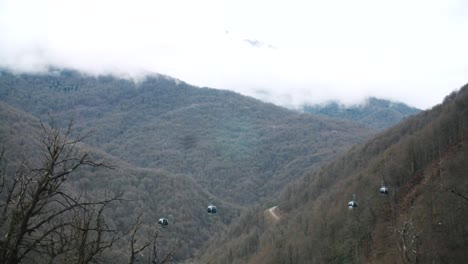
[302,97,421,129]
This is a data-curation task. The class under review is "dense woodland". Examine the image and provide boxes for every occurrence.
[0,70,376,206]
[198,84,468,263]
[2,69,463,263]
[0,102,217,263]
[0,69,384,262]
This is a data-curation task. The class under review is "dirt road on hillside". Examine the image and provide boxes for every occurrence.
[267,206,280,221]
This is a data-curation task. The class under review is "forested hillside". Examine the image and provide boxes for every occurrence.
[0,102,243,262]
[0,69,378,261]
[198,85,468,263]
[0,69,375,205]
[303,97,421,129]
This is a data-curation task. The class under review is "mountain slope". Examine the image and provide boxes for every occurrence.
[0,69,376,206]
[302,97,421,129]
[0,69,378,261]
[0,101,242,261]
[198,85,468,263]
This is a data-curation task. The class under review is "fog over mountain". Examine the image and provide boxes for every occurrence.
[1,1,467,263]
[1,0,468,109]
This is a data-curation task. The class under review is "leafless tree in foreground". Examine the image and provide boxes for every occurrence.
[0,120,173,264]
[127,212,174,264]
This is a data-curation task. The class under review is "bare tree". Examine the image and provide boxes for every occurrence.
[128,212,175,264]
[389,216,423,264]
[42,194,124,263]
[0,120,123,264]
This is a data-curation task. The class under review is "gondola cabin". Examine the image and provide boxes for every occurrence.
[207,205,217,214]
[380,181,389,195]
[379,186,389,195]
[348,194,358,209]
[158,218,169,227]
[348,200,358,209]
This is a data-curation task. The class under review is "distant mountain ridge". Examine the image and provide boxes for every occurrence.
[302,97,421,129]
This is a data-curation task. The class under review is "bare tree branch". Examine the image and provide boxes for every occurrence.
[1,120,172,264]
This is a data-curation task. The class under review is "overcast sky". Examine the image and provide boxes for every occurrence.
[1,0,467,109]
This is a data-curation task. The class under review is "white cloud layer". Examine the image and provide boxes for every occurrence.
[1,0,467,109]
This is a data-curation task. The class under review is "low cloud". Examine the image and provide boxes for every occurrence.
[1,0,467,109]
[243,39,277,49]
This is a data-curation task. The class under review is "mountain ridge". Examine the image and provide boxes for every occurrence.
[302,97,421,129]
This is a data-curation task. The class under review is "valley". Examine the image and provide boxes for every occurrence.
[1,69,466,263]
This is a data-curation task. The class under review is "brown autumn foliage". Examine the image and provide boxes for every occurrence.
[0,117,175,264]
[0,69,378,260]
[198,84,468,263]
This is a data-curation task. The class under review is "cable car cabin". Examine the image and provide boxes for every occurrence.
[379,186,389,195]
[207,205,217,214]
[348,201,358,209]
[158,218,169,227]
